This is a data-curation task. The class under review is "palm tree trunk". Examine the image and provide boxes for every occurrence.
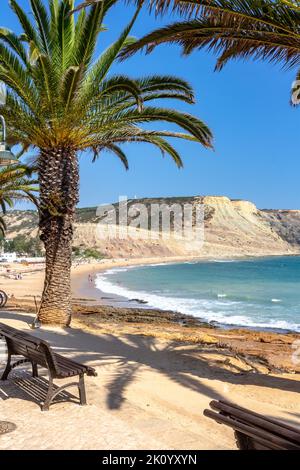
[37,147,79,326]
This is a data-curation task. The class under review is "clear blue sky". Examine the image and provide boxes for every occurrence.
[2,1,300,209]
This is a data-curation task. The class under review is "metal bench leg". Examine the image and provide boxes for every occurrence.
[32,362,38,378]
[78,374,87,406]
[1,352,12,381]
[234,431,255,450]
[42,375,54,412]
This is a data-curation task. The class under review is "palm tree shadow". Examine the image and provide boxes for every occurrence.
[106,362,140,409]
[1,324,300,412]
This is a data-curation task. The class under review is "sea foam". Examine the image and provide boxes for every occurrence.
[95,267,300,333]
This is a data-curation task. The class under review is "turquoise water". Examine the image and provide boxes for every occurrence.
[95,256,300,332]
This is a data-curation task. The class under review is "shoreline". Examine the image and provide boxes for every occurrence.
[1,255,300,373]
[2,253,300,335]
[71,254,300,336]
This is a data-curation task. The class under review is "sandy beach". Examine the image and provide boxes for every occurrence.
[0,257,300,450]
[2,0,300,452]
[0,255,201,300]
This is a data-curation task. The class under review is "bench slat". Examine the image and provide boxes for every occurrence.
[204,400,300,450]
[210,400,300,445]
[204,409,300,450]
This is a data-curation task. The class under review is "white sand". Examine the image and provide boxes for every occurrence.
[1,311,300,450]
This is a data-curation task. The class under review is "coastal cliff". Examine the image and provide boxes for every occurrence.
[3,196,300,258]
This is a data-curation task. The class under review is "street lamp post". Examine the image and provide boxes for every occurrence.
[0,82,18,166]
[0,84,18,428]
[0,115,18,165]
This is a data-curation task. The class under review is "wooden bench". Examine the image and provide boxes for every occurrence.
[0,323,97,411]
[204,400,300,450]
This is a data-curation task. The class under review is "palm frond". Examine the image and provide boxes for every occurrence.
[85,6,141,88]
[0,163,38,235]
[73,2,107,66]
[0,0,212,166]
[10,0,40,47]
[110,106,213,147]
[93,143,129,169]
[121,0,300,72]
[97,75,144,111]
[30,0,51,55]
[0,27,28,64]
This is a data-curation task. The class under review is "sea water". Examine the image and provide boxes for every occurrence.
[95,256,300,332]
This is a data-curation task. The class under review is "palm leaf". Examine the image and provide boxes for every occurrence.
[0,28,28,64]
[0,163,38,235]
[0,0,212,169]
[10,0,40,47]
[30,0,51,55]
[122,1,300,69]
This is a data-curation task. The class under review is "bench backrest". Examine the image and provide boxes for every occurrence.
[0,323,58,374]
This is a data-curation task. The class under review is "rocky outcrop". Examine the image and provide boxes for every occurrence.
[261,209,300,247]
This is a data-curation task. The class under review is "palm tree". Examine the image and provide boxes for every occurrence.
[119,0,300,102]
[0,0,212,326]
[0,164,38,236]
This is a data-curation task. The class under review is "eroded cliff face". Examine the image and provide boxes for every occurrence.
[261,209,300,247]
[3,196,300,259]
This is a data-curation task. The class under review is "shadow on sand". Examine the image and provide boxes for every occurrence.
[0,311,300,418]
